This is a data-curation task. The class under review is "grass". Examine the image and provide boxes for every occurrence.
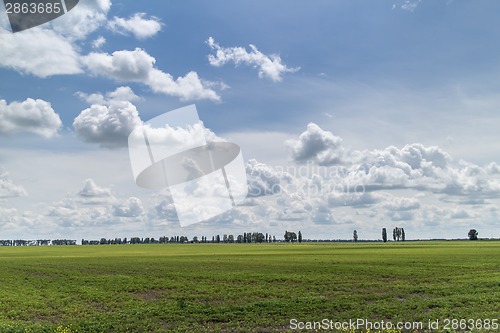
[0,241,498,332]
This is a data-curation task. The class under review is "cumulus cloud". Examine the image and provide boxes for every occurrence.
[0,28,82,77]
[286,123,500,197]
[0,172,27,198]
[154,197,179,221]
[286,123,345,165]
[108,13,162,39]
[73,87,142,148]
[81,48,155,81]
[82,48,220,101]
[362,145,498,195]
[46,198,115,229]
[0,1,218,103]
[50,0,111,40]
[0,98,62,138]
[312,204,335,225]
[246,159,291,197]
[47,199,79,218]
[74,86,228,150]
[486,162,500,175]
[0,0,110,76]
[0,206,19,223]
[384,196,421,211]
[209,123,500,236]
[207,37,299,82]
[113,197,144,217]
[43,179,147,230]
[77,178,114,204]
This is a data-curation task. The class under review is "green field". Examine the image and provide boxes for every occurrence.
[0,241,498,332]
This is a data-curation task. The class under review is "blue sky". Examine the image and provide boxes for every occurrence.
[1,0,500,241]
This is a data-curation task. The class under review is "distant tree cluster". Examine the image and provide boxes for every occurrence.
[381,227,406,242]
[284,231,302,243]
[393,227,405,242]
[468,229,478,240]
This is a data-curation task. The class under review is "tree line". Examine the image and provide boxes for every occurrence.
[0,228,483,246]
[0,232,302,246]
[0,239,76,246]
[82,232,286,245]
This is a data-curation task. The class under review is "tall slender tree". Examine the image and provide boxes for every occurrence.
[382,228,387,243]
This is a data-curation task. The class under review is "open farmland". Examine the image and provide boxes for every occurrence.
[0,241,498,332]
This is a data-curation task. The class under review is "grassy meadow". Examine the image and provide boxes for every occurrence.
[0,241,498,332]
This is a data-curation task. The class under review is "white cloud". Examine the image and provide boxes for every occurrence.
[77,178,114,204]
[108,13,162,39]
[47,199,79,218]
[0,0,110,77]
[311,203,335,225]
[0,1,219,103]
[46,198,115,229]
[73,87,143,148]
[204,124,500,238]
[0,0,216,104]
[450,208,471,219]
[147,70,221,101]
[41,179,146,233]
[0,206,19,223]
[82,48,155,81]
[92,36,106,49]
[286,123,345,165]
[74,87,227,150]
[50,0,111,41]
[0,98,62,138]
[0,172,27,198]
[284,123,500,198]
[486,162,500,175]
[82,48,221,101]
[384,196,421,211]
[3,114,499,240]
[207,37,299,82]
[0,28,82,77]
[246,159,290,197]
[328,192,380,208]
[113,197,144,217]
[393,0,421,12]
[154,197,179,221]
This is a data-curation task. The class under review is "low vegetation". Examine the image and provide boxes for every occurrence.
[0,241,498,332]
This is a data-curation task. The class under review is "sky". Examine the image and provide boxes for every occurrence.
[1,0,500,241]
